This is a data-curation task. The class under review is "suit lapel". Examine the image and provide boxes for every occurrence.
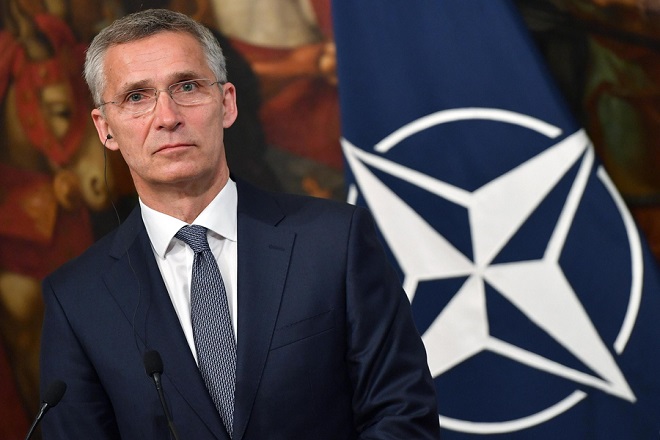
[102,207,228,439]
[232,182,294,440]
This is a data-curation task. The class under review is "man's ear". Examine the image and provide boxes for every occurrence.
[221,83,238,129]
[91,108,118,150]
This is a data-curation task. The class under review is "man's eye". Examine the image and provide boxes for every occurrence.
[124,91,149,103]
[176,82,198,93]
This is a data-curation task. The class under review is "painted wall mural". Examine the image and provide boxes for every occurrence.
[0,2,121,437]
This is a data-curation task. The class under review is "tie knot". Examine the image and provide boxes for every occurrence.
[175,225,210,253]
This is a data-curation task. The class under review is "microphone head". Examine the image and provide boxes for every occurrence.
[143,350,164,377]
[43,380,67,407]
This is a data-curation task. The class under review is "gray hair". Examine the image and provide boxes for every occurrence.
[84,9,227,106]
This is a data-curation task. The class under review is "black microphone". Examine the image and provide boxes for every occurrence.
[25,379,67,440]
[144,350,180,440]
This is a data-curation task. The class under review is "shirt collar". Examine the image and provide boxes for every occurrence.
[140,178,238,258]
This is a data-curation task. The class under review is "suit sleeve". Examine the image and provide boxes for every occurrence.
[39,277,121,439]
[345,207,441,439]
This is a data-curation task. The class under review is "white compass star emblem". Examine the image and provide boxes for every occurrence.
[343,108,643,433]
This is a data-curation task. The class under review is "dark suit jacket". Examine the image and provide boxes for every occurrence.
[40,180,440,439]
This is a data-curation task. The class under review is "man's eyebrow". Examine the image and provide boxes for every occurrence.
[170,70,208,82]
[118,71,207,92]
[117,79,153,92]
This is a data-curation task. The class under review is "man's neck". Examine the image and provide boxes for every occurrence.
[135,171,230,224]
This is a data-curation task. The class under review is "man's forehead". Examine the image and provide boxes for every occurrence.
[104,31,205,64]
[103,32,212,90]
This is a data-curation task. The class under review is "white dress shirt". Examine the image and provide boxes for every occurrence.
[140,179,238,364]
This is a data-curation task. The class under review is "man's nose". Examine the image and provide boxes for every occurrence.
[153,90,182,128]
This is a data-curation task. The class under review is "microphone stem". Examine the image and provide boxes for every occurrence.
[24,404,47,440]
[154,374,180,440]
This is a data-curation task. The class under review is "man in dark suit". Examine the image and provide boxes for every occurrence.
[39,9,440,439]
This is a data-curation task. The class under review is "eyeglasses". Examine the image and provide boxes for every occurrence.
[99,79,223,115]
